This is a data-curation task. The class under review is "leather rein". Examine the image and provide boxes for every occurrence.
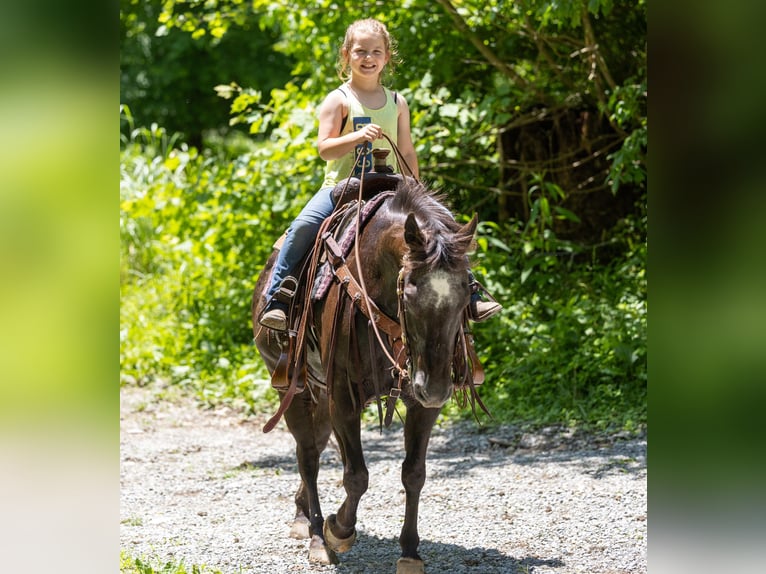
[343,135,417,424]
[331,136,486,426]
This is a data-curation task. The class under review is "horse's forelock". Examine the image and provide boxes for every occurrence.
[391,181,471,273]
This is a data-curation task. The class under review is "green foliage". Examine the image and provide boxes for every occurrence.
[131,0,648,239]
[120,552,223,574]
[465,205,647,432]
[120,107,319,412]
[159,0,646,226]
[120,0,292,145]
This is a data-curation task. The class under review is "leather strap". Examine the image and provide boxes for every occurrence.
[269,333,294,390]
[368,320,385,432]
[332,261,402,340]
[263,378,301,433]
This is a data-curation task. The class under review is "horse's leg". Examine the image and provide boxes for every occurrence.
[290,393,332,540]
[323,394,367,554]
[290,480,311,539]
[397,404,441,574]
[283,392,337,565]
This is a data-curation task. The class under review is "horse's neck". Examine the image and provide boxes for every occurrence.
[357,218,404,317]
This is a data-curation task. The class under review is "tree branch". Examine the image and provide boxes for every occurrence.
[580,3,625,137]
[522,12,574,93]
[434,0,539,96]
[580,5,617,91]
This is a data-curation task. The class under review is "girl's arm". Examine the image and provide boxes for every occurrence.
[317,90,382,161]
[395,95,420,179]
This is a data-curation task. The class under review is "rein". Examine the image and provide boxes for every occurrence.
[350,140,414,425]
[340,141,488,425]
[317,133,421,426]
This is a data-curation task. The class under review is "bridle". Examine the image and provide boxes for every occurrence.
[340,135,477,426]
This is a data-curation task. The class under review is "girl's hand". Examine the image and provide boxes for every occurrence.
[358,123,383,144]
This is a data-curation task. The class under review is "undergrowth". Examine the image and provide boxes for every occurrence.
[120,552,225,574]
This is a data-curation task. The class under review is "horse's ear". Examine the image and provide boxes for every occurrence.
[404,213,426,251]
[453,213,479,255]
[462,213,479,238]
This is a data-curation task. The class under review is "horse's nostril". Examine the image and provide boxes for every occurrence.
[412,381,452,409]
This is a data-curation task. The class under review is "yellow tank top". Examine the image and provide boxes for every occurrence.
[322,85,399,188]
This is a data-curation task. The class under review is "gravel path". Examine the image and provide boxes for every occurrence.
[120,386,646,574]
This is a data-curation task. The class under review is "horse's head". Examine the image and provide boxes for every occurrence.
[399,210,478,408]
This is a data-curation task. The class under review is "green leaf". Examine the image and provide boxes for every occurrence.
[439,103,461,118]
[553,206,581,223]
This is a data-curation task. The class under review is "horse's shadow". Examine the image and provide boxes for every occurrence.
[353,419,646,480]
[330,532,563,573]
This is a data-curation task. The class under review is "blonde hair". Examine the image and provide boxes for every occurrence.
[337,18,399,83]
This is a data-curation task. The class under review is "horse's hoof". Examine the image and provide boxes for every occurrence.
[396,557,425,574]
[289,515,310,539]
[308,534,338,565]
[323,514,356,553]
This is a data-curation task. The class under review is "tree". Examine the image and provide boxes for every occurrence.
[120,0,292,147]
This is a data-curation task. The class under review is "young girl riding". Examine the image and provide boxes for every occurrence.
[259,18,500,331]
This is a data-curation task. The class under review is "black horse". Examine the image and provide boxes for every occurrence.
[252,180,479,574]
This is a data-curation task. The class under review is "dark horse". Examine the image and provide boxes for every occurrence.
[252,180,479,574]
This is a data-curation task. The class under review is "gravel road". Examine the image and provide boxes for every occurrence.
[120,386,646,574]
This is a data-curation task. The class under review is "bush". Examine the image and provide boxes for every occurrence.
[120,120,318,412]
[462,205,647,432]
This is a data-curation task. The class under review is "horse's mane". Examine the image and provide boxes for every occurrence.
[389,181,474,273]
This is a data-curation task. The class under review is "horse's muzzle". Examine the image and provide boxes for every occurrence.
[411,374,452,409]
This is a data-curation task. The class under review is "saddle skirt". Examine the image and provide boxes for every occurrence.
[311,190,393,302]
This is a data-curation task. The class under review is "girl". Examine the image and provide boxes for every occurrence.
[260,19,499,330]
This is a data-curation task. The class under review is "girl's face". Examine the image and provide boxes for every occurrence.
[345,31,389,80]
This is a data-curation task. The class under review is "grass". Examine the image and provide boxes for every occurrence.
[120,552,226,574]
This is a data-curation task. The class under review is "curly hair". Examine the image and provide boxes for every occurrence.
[337,18,400,84]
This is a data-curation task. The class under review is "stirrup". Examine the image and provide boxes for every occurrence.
[258,276,298,330]
[273,276,298,304]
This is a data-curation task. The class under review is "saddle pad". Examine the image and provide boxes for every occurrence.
[311,191,394,302]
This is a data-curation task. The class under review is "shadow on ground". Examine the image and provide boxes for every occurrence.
[240,419,646,482]
[324,531,564,573]
[351,420,644,478]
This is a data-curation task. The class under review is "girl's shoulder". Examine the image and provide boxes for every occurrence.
[324,86,349,103]
[319,87,349,113]
[334,84,400,104]
[387,87,400,104]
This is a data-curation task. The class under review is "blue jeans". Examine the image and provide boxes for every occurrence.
[266,186,336,303]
